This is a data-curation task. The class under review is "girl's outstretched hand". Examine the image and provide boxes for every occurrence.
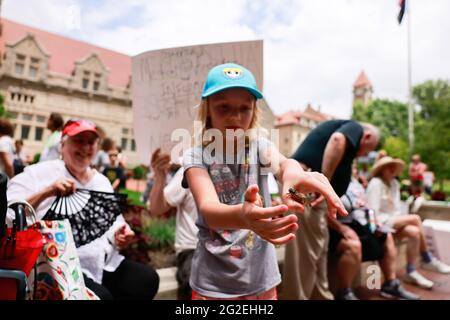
[241,184,298,245]
[281,171,348,219]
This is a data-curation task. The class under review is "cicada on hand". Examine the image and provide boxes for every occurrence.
[286,187,314,207]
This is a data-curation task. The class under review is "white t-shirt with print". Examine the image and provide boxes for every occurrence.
[7,159,129,284]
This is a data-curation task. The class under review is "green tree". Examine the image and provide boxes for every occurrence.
[383,136,409,164]
[413,80,450,190]
[352,99,409,146]
[352,80,450,192]
[0,94,6,118]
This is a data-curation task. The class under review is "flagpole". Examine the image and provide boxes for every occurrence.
[407,0,414,156]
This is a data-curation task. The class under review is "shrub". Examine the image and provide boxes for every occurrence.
[141,216,176,250]
[32,153,41,164]
[133,165,146,180]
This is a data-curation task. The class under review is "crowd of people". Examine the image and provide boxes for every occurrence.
[1,62,449,301]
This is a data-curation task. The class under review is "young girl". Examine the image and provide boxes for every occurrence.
[183,63,347,300]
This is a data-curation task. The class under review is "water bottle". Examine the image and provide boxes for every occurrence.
[367,209,376,233]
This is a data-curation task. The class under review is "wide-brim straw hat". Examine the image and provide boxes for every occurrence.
[371,156,405,177]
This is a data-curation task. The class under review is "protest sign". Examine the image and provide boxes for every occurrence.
[132,40,263,163]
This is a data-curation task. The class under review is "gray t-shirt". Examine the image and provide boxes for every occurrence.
[183,137,281,298]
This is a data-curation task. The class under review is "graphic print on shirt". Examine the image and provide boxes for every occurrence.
[205,162,258,258]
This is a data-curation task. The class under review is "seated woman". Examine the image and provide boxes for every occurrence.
[366,156,450,289]
[7,119,159,300]
[328,164,419,300]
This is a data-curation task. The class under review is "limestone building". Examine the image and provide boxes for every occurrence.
[0,18,140,164]
[275,104,334,157]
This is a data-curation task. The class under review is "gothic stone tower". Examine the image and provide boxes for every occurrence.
[353,70,373,106]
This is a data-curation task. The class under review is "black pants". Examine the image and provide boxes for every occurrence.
[175,249,195,300]
[329,220,388,262]
[84,259,160,300]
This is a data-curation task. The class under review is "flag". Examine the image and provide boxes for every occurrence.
[398,0,406,24]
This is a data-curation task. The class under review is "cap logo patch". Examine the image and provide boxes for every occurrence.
[223,67,243,79]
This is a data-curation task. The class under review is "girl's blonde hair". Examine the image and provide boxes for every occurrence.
[193,97,260,147]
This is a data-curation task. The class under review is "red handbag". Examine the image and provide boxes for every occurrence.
[0,202,44,300]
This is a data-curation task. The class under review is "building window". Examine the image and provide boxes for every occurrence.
[15,54,26,75]
[9,111,18,119]
[82,78,89,89]
[22,113,33,121]
[121,138,128,151]
[15,63,25,75]
[82,71,90,89]
[131,139,136,152]
[21,125,31,140]
[29,66,38,78]
[36,115,46,123]
[122,128,129,134]
[35,127,44,141]
[93,73,101,91]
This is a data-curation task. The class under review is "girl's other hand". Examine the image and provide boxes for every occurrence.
[241,184,298,245]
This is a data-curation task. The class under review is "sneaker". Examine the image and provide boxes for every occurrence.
[335,288,359,300]
[422,258,450,274]
[380,279,420,300]
[403,270,434,289]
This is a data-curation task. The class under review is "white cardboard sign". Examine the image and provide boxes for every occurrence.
[131,40,263,163]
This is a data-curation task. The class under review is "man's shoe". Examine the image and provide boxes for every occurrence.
[422,258,450,274]
[403,271,434,289]
[380,279,420,300]
[335,288,359,300]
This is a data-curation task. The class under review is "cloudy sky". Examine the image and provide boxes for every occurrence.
[3,0,450,118]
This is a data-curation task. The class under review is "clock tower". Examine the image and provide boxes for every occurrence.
[353,70,373,106]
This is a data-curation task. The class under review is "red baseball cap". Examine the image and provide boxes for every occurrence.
[62,119,98,137]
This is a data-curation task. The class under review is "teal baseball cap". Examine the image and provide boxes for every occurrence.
[202,63,263,100]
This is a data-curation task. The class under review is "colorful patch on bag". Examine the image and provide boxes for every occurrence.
[71,268,80,282]
[54,232,66,243]
[45,221,54,228]
[43,233,54,242]
[46,243,59,259]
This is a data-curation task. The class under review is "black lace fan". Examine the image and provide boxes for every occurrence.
[42,189,128,248]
